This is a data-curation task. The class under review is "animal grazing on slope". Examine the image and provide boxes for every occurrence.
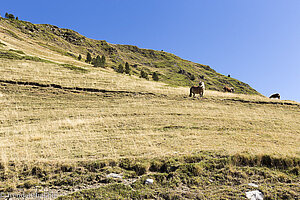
[269,93,280,99]
[189,81,205,98]
[223,86,234,93]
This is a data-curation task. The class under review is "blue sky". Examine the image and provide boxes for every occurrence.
[1,0,300,102]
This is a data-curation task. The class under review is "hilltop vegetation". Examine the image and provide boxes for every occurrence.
[0,16,299,199]
[0,17,259,94]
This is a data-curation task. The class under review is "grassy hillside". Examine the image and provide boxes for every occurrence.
[0,17,299,199]
[0,17,259,94]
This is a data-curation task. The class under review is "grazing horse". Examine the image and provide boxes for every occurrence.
[223,86,234,93]
[189,81,205,98]
[269,93,280,99]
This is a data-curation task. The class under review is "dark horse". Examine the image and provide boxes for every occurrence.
[223,86,234,93]
[190,82,205,98]
[269,93,280,99]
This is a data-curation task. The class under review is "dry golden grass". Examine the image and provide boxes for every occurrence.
[0,26,299,167]
[1,78,299,165]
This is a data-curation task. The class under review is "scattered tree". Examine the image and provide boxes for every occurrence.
[132,64,138,68]
[78,54,82,61]
[152,72,159,81]
[85,52,92,63]
[100,55,106,68]
[140,70,148,80]
[190,74,195,81]
[125,62,130,74]
[117,64,124,73]
[16,17,18,20]
[5,13,15,19]
[92,55,102,67]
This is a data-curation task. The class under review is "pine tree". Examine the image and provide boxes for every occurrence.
[152,72,159,81]
[100,55,106,68]
[117,64,124,73]
[93,55,102,67]
[125,62,130,74]
[5,13,15,19]
[78,54,82,61]
[85,52,92,63]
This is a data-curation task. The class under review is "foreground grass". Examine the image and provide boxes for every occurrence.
[1,152,299,199]
[56,152,299,199]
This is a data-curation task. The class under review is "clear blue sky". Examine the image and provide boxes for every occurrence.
[1,0,300,102]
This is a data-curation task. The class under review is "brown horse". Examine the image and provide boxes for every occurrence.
[269,93,280,99]
[223,86,234,93]
[190,82,205,98]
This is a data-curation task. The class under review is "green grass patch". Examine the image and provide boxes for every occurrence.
[0,51,22,59]
[60,63,88,72]
[8,49,25,54]
[3,28,23,41]
[0,50,87,72]
[0,50,54,63]
[23,55,54,63]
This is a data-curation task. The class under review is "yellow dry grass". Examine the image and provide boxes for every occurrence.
[0,63,299,164]
[0,28,299,166]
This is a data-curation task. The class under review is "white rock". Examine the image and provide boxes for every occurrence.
[248,183,259,187]
[106,173,122,179]
[145,178,154,184]
[246,190,264,200]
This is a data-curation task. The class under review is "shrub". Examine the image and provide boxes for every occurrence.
[140,70,148,80]
[190,74,195,81]
[133,162,148,175]
[23,180,37,189]
[152,72,159,81]
[61,164,74,172]
[149,160,163,172]
[78,54,82,61]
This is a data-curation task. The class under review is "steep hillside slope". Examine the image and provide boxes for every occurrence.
[0,17,259,94]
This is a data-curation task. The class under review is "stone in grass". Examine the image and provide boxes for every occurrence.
[246,190,264,200]
[248,183,259,188]
[145,179,154,185]
[106,173,122,179]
